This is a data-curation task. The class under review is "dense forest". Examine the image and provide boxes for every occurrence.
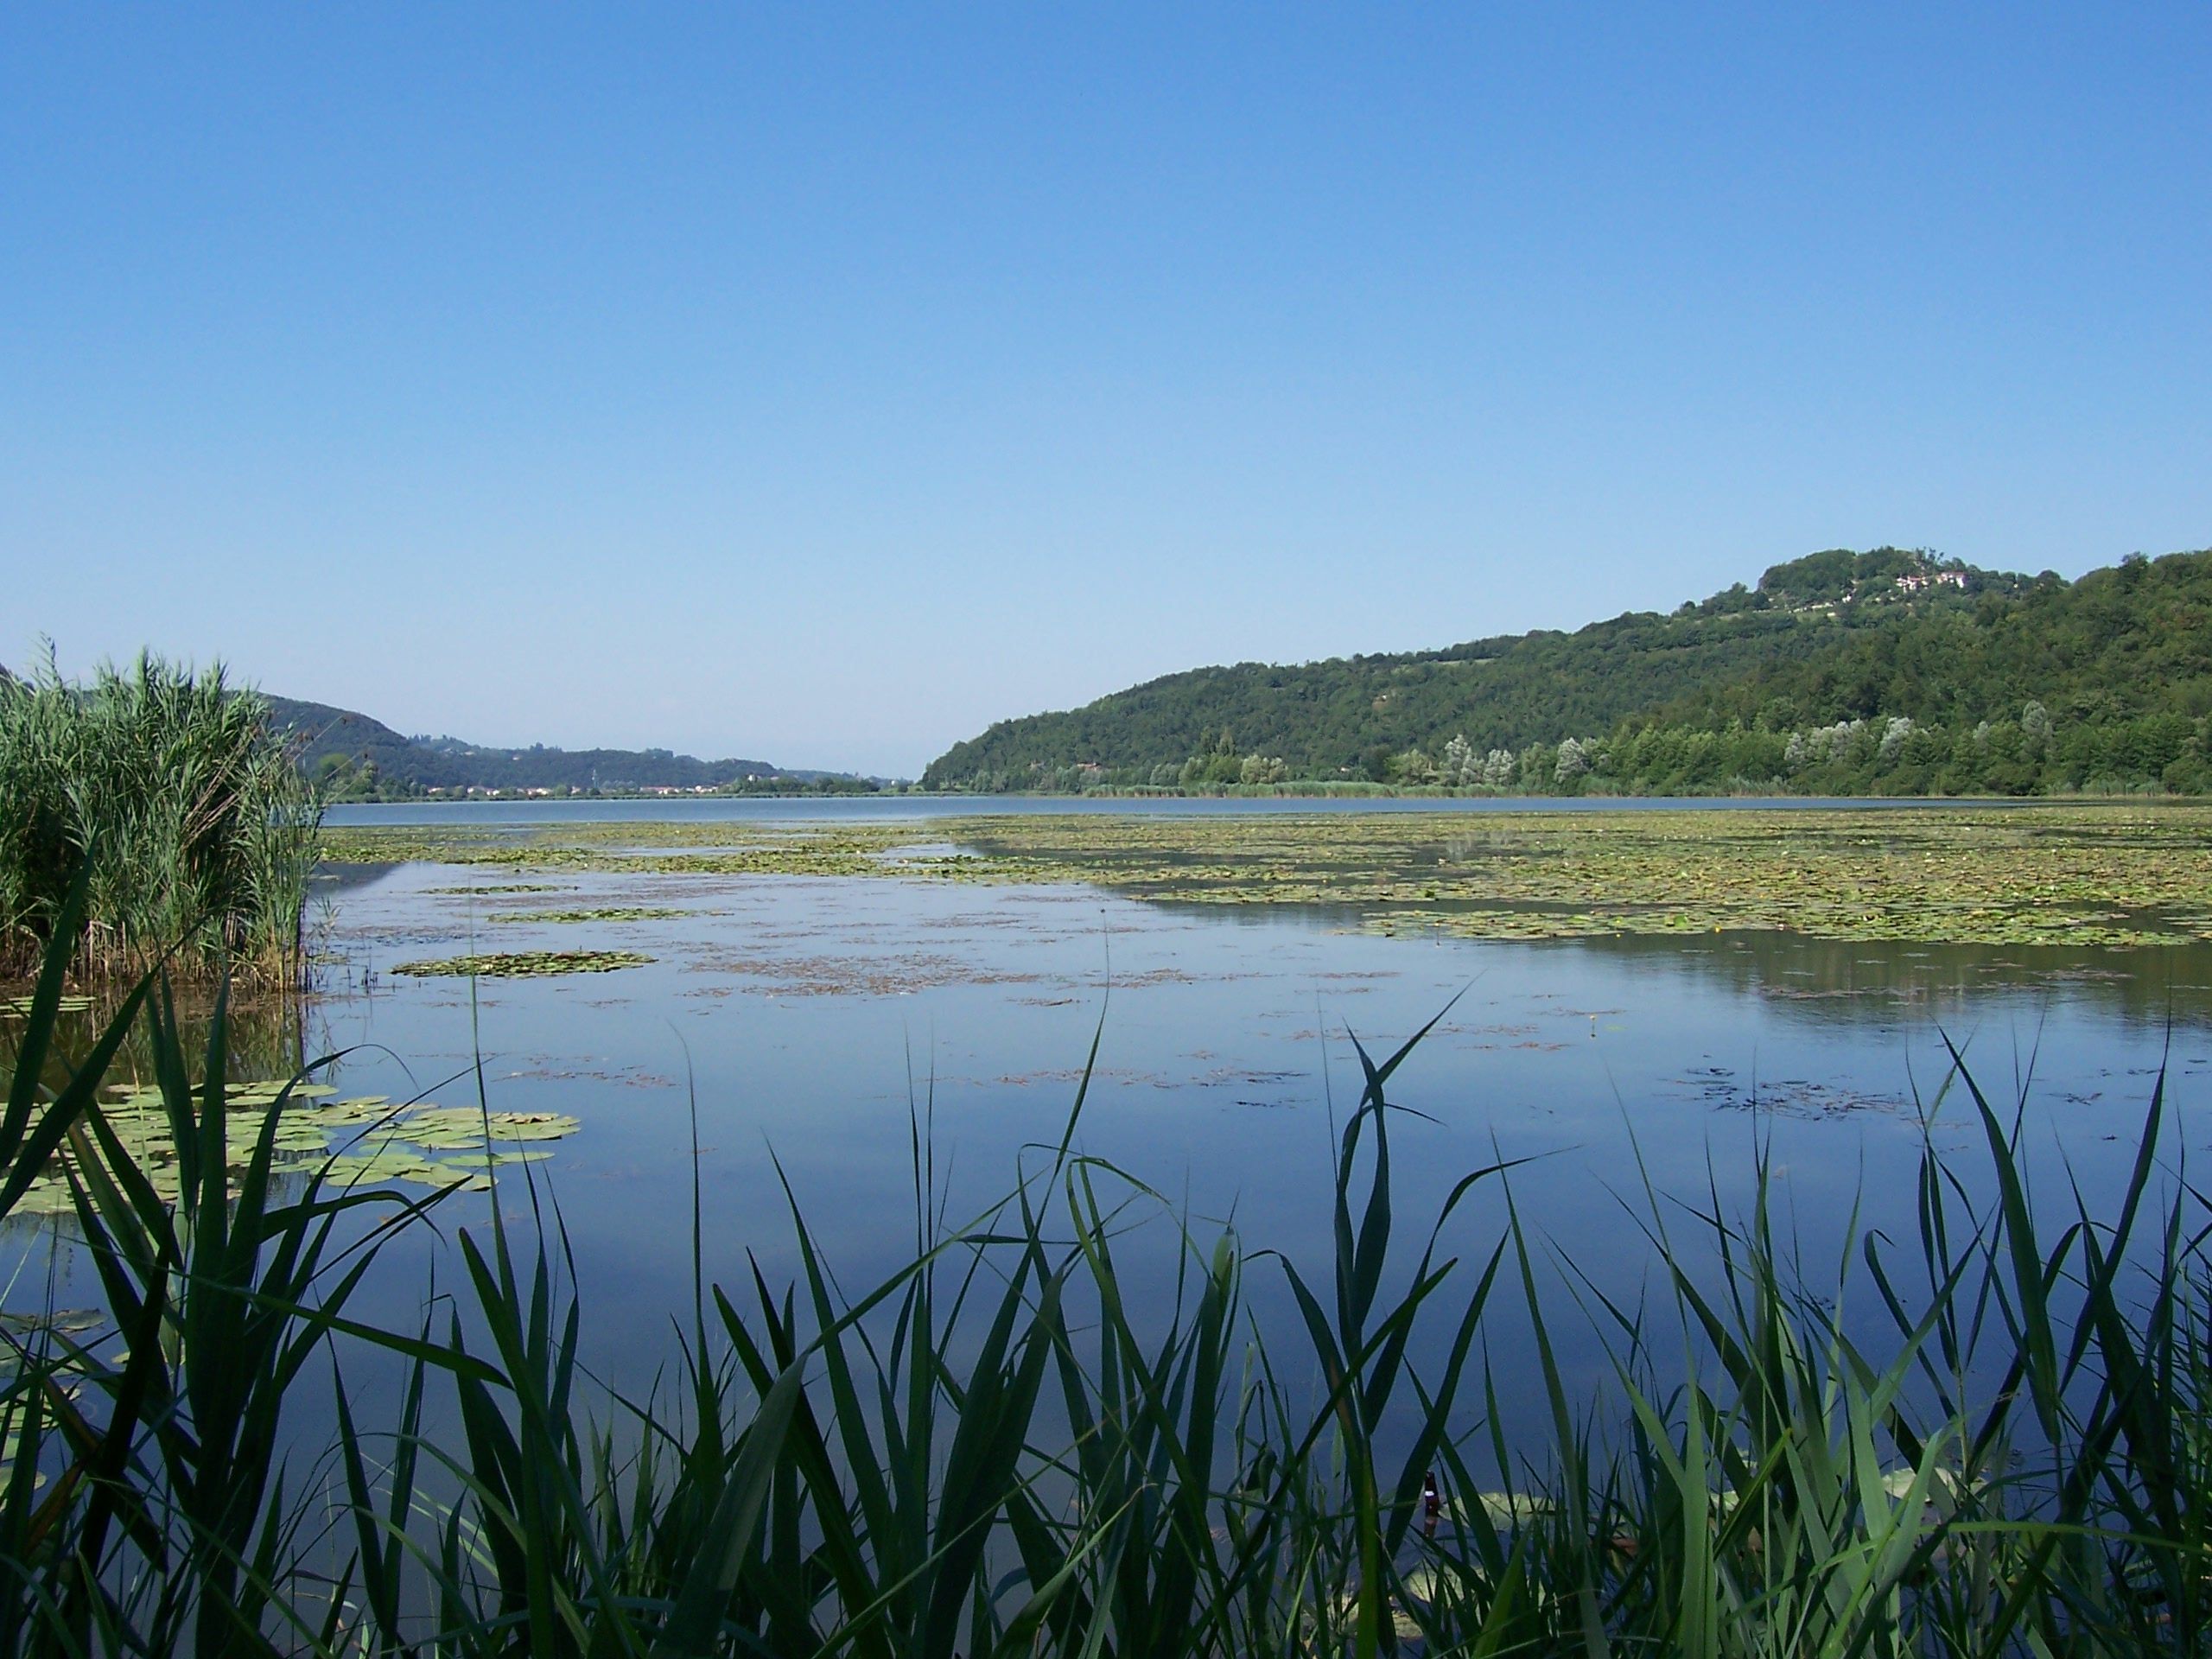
[923,547,2212,797]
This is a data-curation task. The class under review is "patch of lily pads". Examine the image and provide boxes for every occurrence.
[5,1081,583,1217]
[391,950,655,978]
[425,882,567,896]
[485,907,691,925]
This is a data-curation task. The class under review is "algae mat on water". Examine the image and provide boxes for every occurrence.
[321,804,2212,950]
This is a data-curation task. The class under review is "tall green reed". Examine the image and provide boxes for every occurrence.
[0,649,321,986]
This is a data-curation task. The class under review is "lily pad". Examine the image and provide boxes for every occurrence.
[390,950,654,978]
[425,882,566,895]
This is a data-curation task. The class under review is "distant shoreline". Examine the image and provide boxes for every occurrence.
[906,783,2202,804]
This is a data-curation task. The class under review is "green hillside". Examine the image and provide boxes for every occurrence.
[923,547,2212,797]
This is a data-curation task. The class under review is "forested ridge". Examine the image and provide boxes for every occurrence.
[0,679,871,800]
[250,695,885,798]
[923,546,2212,796]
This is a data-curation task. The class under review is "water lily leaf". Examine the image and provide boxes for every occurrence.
[390,950,654,978]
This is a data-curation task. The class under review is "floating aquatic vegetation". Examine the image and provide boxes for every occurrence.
[425,881,567,895]
[322,805,2212,950]
[485,906,691,925]
[322,822,897,879]
[390,950,654,978]
[396,1106,579,1147]
[950,806,2212,949]
[4,1081,587,1215]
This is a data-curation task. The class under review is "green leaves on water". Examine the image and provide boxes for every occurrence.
[323,804,2212,949]
[424,882,566,895]
[397,1107,579,1147]
[485,907,690,925]
[959,805,2212,949]
[3,1083,585,1213]
[390,950,654,978]
[322,819,896,878]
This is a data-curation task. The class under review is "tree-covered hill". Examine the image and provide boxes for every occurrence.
[258,694,861,798]
[0,670,868,798]
[922,547,2212,797]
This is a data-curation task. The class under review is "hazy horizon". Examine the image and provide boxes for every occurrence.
[8,6,2209,775]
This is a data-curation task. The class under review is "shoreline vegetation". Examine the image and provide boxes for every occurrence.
[4,878,2211,1653]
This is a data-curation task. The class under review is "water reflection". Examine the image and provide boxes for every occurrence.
[0,987,316,1241]
[1155,895,2212,1031]
[1567,929,2212,1032]
[5,982,309,1098]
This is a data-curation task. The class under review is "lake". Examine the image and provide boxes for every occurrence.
[151,797,2194,1447]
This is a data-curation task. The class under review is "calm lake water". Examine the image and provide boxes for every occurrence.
[31,798,2212,1448]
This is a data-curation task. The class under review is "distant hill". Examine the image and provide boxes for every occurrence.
[0,669,866,798]
[923,547,2212,797]
[259,694,863,799]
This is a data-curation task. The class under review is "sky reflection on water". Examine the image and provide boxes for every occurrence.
[238,855,2211,1434]
[16,833,2204,1466]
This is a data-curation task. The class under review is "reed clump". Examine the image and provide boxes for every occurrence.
[0,651,321,985]
[2,877,2209,1654]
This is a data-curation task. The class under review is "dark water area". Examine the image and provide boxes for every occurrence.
[16,807,2211,1470]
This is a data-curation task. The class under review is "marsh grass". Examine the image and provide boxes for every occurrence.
[2,868,2209,1654]
[0,652,322,988]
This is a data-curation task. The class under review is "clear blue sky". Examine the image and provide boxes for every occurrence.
[5,5,2208,776]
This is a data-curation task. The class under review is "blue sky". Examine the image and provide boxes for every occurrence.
[5,5,2208,776]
